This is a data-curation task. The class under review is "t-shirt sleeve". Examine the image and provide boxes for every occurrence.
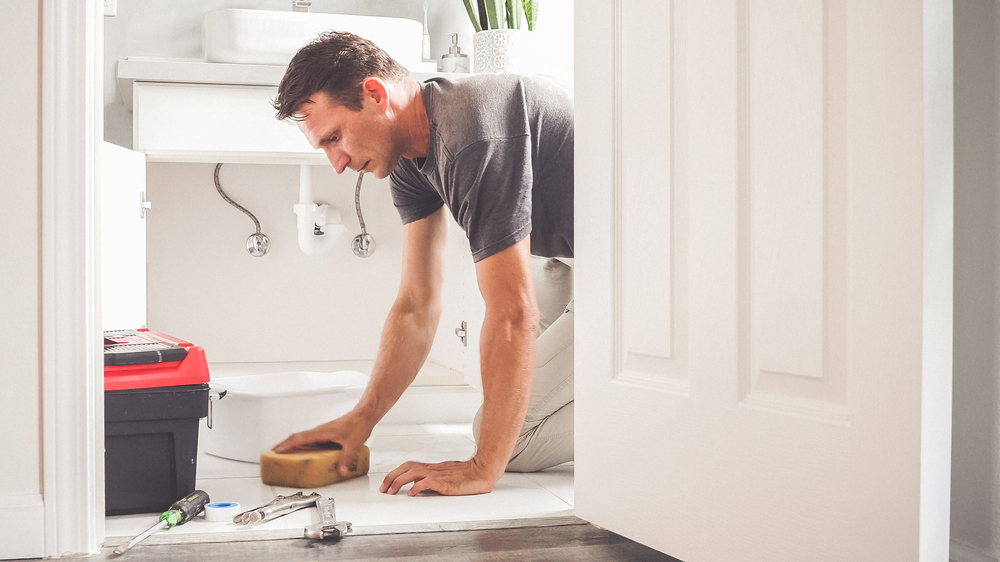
[448,135,533,262]
[389,159,445,225]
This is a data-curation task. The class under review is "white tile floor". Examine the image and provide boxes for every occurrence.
[105,423,574,541]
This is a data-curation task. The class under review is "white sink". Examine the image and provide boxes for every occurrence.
[203,8,423,69]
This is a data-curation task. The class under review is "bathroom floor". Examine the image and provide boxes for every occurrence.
[104,423,574,546]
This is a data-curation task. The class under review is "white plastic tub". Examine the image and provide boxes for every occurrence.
[203,370,369,463]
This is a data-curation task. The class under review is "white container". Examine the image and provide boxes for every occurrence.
[203,370,369,463]
[203,9,423,70]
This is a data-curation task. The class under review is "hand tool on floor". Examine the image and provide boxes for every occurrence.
[112,490,210,556]
[232,491,321,525]
[304,497,352,540]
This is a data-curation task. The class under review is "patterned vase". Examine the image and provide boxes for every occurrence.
[473,29,533,74]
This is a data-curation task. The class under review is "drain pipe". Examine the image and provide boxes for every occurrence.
[293,164,345,255]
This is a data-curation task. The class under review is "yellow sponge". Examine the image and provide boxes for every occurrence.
[259,444,370,488]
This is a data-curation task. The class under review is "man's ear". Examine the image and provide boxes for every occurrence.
[362,78,389,111]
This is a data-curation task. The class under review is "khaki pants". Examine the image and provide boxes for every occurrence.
[474,257,574,472]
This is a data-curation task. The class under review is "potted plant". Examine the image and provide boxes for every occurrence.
[462,0,539,73]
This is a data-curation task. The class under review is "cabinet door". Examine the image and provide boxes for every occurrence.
[132,82,324,162]
[101,142,148,331]
[574,0,953,560]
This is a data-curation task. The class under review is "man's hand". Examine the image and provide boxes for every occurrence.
[270,212,448,477]
[379,458,503,496]
[272,412,373,477]
[377,237,538,498]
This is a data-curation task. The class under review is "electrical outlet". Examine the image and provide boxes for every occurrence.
[103,0,117,17]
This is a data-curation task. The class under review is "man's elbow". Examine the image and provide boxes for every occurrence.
[490,299,540,340]
[395,292,444,329]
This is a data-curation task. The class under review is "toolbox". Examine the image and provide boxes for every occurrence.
[104,329,210,516]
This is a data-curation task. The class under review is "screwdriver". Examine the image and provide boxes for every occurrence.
[112,490,210,556]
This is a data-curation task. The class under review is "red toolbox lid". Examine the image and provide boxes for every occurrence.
[104,329,210,391]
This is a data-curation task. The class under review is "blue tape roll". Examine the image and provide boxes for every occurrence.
[204,501,241,521]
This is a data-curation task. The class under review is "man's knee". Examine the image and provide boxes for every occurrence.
[473,401,575,472]
[506,401,574,472]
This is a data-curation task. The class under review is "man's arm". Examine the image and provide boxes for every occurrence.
[272,208,449,475]
[379,235,539,495]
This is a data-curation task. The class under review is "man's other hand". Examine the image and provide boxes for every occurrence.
[379,458,503,496]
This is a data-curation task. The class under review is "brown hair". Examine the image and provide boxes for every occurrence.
[272,31,409,120]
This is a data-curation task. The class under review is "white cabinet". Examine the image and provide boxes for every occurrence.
[132,82,325,163]
[120,59,456,164]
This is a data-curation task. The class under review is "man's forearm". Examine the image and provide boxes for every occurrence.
[473,312,537,478]
[353,299,442,427]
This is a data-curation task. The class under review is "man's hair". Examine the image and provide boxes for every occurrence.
[272,31,409,120]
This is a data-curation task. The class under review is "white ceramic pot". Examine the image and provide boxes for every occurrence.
[473,29,534,74]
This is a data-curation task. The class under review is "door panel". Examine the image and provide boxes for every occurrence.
[101,141,148,331]
[738,0,849,418]
[574,1,952,560]
[618,0,688,391]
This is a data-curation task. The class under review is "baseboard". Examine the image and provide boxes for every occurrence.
[951,540,999,562]
[0,494,44,560]
[208,360,467,387]
[380,385,483,424]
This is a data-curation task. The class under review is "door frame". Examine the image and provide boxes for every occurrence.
[920,0,954,557]
[40,0,105,556]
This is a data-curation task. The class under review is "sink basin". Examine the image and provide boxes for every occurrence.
[203,8,423,69]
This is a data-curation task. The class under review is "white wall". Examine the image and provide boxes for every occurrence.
[952,2,1000,561]
[0,0,41,503]
[144,162,474,377]
[0,0,45,559]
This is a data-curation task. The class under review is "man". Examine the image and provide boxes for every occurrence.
[271,31,574,497]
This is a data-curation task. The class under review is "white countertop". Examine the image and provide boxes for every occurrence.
[116,57,460,107]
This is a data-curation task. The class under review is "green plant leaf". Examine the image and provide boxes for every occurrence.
[484,0,501,30]
[463,0,483,32]
[477,0,489,30]
[521,0,537,31]
[505,0,515,29]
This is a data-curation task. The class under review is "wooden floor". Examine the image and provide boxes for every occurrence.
[86,522,681,562]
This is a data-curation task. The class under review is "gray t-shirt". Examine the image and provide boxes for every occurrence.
[389,74,574,262]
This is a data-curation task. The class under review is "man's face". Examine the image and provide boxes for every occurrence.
[296,90,398,179]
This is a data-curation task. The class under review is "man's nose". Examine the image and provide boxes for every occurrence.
[325,148,349,175]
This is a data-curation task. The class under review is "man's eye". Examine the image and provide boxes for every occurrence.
[327,135,338,143]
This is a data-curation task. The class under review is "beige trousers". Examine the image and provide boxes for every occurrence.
[474,257,574,472]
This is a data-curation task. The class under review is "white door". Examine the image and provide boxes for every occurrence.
[574,1,953,561]
[101,141,148,331]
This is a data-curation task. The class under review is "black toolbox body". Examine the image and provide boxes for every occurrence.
[104,383,209,516]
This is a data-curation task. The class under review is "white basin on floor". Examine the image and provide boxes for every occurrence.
[204,370,370,463]
[203,8,424,69]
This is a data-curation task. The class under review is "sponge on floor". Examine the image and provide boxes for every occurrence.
[259,444,370,488]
